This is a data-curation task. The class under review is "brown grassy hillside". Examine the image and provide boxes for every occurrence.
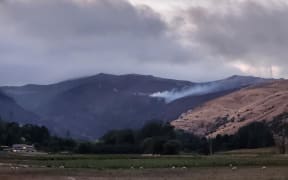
[171,80,288,137]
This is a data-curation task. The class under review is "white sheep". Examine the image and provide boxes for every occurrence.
[66,177,76,180]
[10,166,19,171]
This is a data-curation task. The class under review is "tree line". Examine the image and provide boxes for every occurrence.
[77,120,275,155]
[269,112,288,153]
[2,112,288,154]
[0,119,76,152]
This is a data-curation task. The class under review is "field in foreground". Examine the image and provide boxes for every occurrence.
[1,152,288,169]
[0,150,288,179]
[0,167,287,180]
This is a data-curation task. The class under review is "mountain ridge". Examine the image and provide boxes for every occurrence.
[0,73,273,139]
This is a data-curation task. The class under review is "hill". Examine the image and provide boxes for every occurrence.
[1,74,271,139]
[171,80,288,137]
[0,90,38,124]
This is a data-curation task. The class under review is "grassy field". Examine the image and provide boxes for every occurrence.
[0,149,288,179]
[1,153,288,169]
[0,167,288,180]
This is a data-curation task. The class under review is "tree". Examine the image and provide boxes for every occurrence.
[163,140,182,155]
[101,129,135,145]
[208,122,274,153]
[235,122,274,149]
[138,121,175,141]
[175,130,209,154]
[21,124,50,147]
[141,137,166,154]
[270,113,288,154]
[5,122,21,145]
[76,142,94,154]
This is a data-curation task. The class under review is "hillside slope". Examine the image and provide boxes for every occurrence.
[2,74,193,113]
[172,80,288,137]
[0,90,38,124]
[3,74,194,138]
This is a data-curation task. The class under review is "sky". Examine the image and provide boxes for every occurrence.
[0,0,288,85]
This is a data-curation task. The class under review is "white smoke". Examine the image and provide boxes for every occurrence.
[150,84,220,103]
[150,75,268,103]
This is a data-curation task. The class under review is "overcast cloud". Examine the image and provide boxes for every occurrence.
[0,0,287,85]
[184,0,288,78]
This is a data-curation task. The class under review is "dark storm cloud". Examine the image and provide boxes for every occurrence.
[0,0,287,85]
[4,0,165,38]
[0,0,190,61]
[0,0,196,85]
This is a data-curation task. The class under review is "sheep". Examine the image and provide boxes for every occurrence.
[20,164,29,168]
[10,166,19,172]
[66,177,76,180]
[262,166,267,169]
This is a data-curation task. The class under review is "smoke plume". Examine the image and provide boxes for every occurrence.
[150,75,269,103]
[150,83,220,103]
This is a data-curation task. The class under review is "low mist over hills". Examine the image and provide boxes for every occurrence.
[0,73,272,139]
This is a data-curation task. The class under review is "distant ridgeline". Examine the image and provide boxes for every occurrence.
[0,115,283,154]
[1,74,272,139]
